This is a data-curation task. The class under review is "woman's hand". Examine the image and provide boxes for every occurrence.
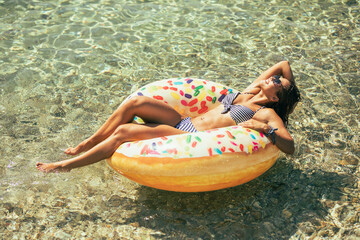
[238,119,270,133]
[238,118,295,154]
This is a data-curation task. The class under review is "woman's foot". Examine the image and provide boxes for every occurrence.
[36,162,71,173]
[64,139,95,155]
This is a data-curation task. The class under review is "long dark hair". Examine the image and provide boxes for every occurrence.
[271,79,301,126]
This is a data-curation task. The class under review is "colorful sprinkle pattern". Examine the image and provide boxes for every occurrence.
[116,78,272,159]
[125,78,236,119]
[117,125,269,158]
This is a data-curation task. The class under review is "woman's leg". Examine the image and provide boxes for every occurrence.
[37,123,185,172]
[65,96,182,155]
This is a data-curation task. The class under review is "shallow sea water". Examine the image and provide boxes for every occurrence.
[0,0,359,239]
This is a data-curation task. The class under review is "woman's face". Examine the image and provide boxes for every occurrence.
[261,76,290,102]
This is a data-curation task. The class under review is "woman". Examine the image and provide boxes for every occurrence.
[36,61,300,172]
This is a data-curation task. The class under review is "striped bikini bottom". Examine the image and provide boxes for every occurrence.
[174,117,198,133]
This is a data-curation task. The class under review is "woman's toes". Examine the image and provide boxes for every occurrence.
[36,162,47,171]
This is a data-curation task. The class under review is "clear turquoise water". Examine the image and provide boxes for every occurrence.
[0,0,359,239]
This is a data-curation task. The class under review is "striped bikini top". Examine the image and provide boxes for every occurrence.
[220,92,265,124]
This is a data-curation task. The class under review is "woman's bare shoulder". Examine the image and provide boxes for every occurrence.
[255,107,279,122]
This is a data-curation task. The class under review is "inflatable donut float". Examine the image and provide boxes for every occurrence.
[107,78,280,192]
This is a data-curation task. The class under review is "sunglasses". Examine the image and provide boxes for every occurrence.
[272,75,283,87]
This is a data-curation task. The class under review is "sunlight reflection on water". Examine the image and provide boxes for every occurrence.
[0,0,359,239]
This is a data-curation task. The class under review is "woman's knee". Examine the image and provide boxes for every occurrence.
[125,96,150,109]
[112,125,130,141]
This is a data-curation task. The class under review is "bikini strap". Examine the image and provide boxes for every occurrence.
[240,92,255,95]
[254,106,266,113]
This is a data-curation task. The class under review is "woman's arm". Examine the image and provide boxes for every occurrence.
[238,114,295,154]
[257,60,293,81]
[265,118,295,154]
[246,61,294,91]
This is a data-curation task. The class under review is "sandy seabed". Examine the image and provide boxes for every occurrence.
[0,0,359,239]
